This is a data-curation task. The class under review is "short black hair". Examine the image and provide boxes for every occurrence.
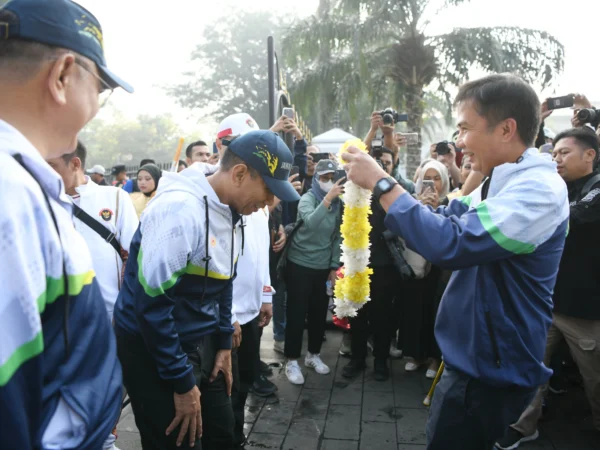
[186,140,208,158]
[0,10,72,82]
[454,73,541,147]
[219,148,258,178]
[140,158,155,166]
[554,127,599,158]
[178,160,188,168]
[380,147,394,159]
[62,141,87,169]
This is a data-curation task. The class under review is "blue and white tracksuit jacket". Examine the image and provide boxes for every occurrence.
[114,166,242,395]
[385,148,569,388]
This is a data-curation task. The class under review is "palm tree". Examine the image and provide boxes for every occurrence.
[283,0,564,176]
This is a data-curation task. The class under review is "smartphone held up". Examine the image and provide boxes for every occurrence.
[546,95,574,110]
[283,107,295,119]
[333,169,347,185]
[421,180,435,195]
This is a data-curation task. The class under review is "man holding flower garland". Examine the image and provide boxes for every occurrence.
[342,73,569,449]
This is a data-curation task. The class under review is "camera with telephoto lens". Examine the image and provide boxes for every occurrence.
[378,108,409,125]
[577,108,600,129]
[371,137,384,169]
[435,141,454,156]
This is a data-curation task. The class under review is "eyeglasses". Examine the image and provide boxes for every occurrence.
[74,58,114,108]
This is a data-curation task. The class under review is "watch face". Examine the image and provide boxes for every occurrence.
[379,179,392,190]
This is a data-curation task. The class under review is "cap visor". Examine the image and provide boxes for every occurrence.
[316,169,335,176]
[264,177,301,202]
[99,65,134,93]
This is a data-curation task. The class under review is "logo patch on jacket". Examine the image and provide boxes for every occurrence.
[581,188,600,203]
[99,208,113,221]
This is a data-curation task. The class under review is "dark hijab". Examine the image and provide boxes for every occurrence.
[137,163,162,197]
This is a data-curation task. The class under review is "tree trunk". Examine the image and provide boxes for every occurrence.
[404,83,425,179]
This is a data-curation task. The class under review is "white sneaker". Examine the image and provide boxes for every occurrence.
[273,340,285,354]
[285,360,305,385]
[405,361,421,372]
[389,338,403,359]
[305,353,330,375]
[425,369,437,379]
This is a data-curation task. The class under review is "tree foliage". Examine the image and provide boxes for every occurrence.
[166,10,288,129]
[79,111,184,168]
[284,0,565,175]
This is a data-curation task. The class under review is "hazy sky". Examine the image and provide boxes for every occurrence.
[79,0,600,130]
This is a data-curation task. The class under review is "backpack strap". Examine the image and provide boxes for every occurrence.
[581,173,600,198]
[72,203,122,257]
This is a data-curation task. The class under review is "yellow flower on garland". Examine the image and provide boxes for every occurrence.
[340,206,371,249]
[334,139,373,318]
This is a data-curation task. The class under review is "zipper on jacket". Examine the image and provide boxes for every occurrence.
[484,311,501,368]
[230,223,235,278]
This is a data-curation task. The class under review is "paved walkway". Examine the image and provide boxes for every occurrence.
[116,327,598,450]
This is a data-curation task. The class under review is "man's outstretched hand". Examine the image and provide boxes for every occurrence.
[166,385,202,447]
[341,146,388,191]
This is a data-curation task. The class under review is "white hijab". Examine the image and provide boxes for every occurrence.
[415,160,450,198]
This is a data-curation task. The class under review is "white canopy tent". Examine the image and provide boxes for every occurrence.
[311,128,358,154]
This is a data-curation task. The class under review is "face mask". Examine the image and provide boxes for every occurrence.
[319,180,334,192]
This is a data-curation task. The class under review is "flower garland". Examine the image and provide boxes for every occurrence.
[334,139,373,318]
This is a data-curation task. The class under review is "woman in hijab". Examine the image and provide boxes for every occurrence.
[283,159,344,386]
[130,163,162,218]
[414,159,450,202]
[401,159,450,379]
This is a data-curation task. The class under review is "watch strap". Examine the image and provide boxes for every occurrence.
[373,177,398,202]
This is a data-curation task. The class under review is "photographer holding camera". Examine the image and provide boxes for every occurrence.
[428,141,462,190]
[568,94,600,131]
[365,109,415,193]
[496,127,600,448]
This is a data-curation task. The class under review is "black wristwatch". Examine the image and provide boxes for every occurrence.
[373,177,398,202]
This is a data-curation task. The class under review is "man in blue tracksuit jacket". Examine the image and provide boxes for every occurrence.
[342,73,569,450]
[114,130,300,450]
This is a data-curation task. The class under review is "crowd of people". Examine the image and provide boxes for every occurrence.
[0,1,599,450]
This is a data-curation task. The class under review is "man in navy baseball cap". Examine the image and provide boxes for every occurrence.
[0,1,131,449]
[0,0,134,157]
[225,130,301,202]
[0,0,133,93]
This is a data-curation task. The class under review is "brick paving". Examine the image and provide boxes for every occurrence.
[116,326,598,450]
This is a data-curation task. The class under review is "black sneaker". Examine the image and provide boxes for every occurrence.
[342,359,366,378]
[249,374,278,397]
[548,375,568,395]
[373,359,389,382]
[260,360,273,376]
[495,428,539,449]
[233,433,247,448]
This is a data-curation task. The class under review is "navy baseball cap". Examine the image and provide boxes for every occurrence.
[0,0,133,93]
[111,164,126,175]
[227,130,301,202]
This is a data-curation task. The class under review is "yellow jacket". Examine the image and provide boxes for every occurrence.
[130,191,156,218]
